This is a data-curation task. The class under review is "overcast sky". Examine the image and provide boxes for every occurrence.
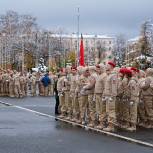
[0,0,153,38]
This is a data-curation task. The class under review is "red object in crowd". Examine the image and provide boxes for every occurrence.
[79,34,85,66]
[96,64,100,68]
[119,67,132,77]
[108,61,116,68]
[130,67,139,73]
[119,68,127,74]
[60,68,65,72]
[71,66,77,71]
[125,69,132,77]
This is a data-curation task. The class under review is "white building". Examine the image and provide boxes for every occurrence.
[50,33,115,65]
[126,36,140,65]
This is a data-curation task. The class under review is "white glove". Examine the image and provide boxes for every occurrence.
[142,82,145,87]
[102,97,106,101]
[139,99,143,103]
[64,79,68,82]
[83,86,86,90]
[109,97,113,102]
[80,89,85,95]
[130,101,134,105]
[92,96,96,102]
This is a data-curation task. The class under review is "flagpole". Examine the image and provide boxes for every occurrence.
[77,7,80,66]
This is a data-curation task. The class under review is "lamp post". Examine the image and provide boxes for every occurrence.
[77,7,80,66]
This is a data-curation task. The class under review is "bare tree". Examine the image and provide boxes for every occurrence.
[0,10,68,70]
[113,34,127,66]
[0,10,19,35]
[0,10,38,70]
[19,15,37,35]
[95,40,106,64]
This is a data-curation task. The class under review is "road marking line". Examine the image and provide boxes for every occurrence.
[0,100,153,148]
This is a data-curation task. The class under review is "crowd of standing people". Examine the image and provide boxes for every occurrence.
[0,69,54,98]
[56,62,153,132]
[1,62,153,133]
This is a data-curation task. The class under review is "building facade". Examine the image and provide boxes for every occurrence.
[51,34,115,65]
[125,36,140,66]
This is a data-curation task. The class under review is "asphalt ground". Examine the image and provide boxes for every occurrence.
[0,96,153,153]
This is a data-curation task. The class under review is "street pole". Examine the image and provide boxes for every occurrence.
[87,41,89,66]
[77,7,80,66]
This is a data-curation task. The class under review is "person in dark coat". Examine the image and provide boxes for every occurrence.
[53,75,60,116]
[41,73,51,96]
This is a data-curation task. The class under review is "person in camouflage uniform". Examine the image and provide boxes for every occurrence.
[137,70,147,128]
[57,69,67,118]
[103,62,118,132]
[78,67,90,125]
[139,68,153,128]
[66,66,78,121]
[30,73,37,96]
[127,68,139,131]
[8,72,15,97]
[95,64,107,129]
[14,71,22,98]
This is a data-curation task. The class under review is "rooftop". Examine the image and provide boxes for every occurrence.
[50,34,115,39]
[128,36,140,43]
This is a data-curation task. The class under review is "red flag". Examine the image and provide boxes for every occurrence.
[79,34,85,66]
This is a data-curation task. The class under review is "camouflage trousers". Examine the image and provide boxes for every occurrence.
[44,86,49,96]
[95,94,106,122]
[20,84,26,97]
[9,84,14,97]
[59,93,66,114]
[138,97,147,124]
[48,84,54,96]
[65,91,71,115]
[24,84,28,96]
[79,95,88,121]
[72,95,80,119]
[129,101,138,124]
[3,81,9,96]
[88,94,96,122]
[14,84,21,98]
[143,96,153,121]
[66,91,73,117]
[0,82,3,96]
[68,92,80,119]
[120,96,130,123]
[105,96,117,125]
[31,84,36,96]
[39,82,44,96]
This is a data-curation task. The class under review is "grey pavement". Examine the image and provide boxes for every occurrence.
[0,96,153,153]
